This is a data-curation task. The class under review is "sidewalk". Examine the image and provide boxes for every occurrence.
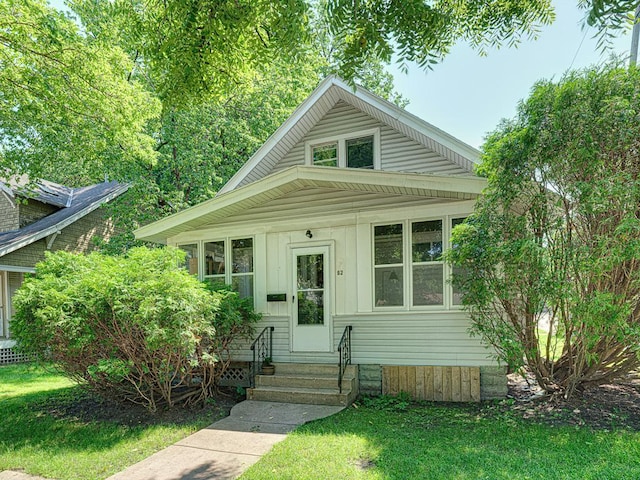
[106,400,344,480]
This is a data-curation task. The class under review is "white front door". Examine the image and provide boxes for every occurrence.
[292,246,331,352]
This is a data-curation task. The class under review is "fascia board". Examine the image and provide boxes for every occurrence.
[332,77,481,163]
[135,166,487,243]
[0,264,35,273]
[218,76,481,199]
[217,76,340,195]
[135,167,304,241]
[299,165,486,195]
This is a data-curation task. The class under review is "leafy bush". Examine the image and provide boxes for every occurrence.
[12,247,259,410]
[447,63,640,397]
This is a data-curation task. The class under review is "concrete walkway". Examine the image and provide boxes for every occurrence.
[106,400,343,480]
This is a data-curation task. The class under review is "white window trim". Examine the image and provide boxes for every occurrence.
[202,237,255,287]
[371,215,469,312]
[176,238,256,303]
[305,127,381,170]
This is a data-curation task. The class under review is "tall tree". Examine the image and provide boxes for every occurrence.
[66,0,406,252]
[0,0,159,181]
[447,63,640,397]
[68,0,556,107]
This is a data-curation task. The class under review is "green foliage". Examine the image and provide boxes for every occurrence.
[0,0,160,181]
[328,0,555,79]
[70,0,311,106]
[447,62,640,396]
[60,0,407,252]
[70,0,555,103]
[11,247,259,410]
[3,0,555,185]
[579,1,640,53]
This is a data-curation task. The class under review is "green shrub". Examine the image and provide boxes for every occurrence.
[447,63,640,397]
[12,247,259,410]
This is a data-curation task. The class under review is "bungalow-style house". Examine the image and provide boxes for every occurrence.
[0,178,128,362]
[135,76,506,405]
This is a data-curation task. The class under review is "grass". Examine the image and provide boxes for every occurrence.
[0,364,223,480]
[239,396,640,480]
[538,327,565,361]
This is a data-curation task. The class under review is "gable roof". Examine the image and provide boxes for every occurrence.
[135,166,486,244]
[218,76,481,195]
[0,181,129,257]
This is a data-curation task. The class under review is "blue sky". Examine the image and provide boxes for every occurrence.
[387,1,633,150]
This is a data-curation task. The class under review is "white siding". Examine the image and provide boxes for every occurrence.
[181,194,496,368]
[271,101,470,176]
[194,188,452,229]
[231,312,494,366]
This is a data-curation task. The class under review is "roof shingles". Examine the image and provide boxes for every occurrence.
[0,181,128,257]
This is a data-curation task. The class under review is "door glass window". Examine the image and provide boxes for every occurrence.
[297,254,325,325]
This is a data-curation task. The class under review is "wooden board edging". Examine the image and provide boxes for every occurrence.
[382,366,481,402]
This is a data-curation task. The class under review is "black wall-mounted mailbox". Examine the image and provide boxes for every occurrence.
[267,293,287,302]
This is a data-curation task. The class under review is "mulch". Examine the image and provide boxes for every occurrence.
[37,387,241,428]
[36,373,640,431]
[492,370,640,430]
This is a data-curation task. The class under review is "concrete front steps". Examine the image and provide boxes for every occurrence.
[247,363,359,407]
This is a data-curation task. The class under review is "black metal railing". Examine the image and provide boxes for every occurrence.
[250,326,274,387]
[337,325,352,393]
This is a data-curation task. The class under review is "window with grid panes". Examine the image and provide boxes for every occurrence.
[202,238,254,298]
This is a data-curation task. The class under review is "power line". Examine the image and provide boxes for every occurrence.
[569,27,589,70]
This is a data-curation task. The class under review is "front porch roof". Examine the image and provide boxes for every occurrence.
[135,166,487,244]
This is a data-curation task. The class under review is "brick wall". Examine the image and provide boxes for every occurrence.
[19,199,58,228]
[0,194,18,233]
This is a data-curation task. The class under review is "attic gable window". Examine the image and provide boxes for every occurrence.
[346,136,374,169]
[312,143,338,167]
[306,128,380,170]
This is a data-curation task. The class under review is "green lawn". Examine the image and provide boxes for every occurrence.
[240,398,640,480]
[4,365,640,480]
[0,364,223,480]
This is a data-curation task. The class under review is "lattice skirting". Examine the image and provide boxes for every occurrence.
[218,361,251,387]
[0,347,30,365]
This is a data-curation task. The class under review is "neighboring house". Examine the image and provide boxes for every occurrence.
[135,76,507,404]
[0,178,128,362]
